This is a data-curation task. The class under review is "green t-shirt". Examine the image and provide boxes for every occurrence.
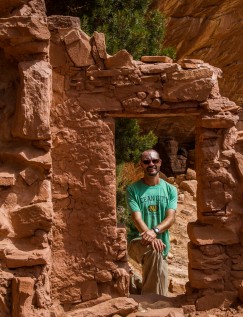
[126,178,177,256]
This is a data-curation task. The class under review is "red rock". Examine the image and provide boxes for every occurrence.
[12,277,35,317]
[0,172,16,186]
[64,29,95,67]
[12,60,52,140]
[81,281,98,302]
[141,56,173,63]
[93,31,107,59]
[66,297,138,317]
[196,291,238,311]
[133,307,184,316]
[11,202,53,238]
[105,49,135,69]
[179,180,197,196]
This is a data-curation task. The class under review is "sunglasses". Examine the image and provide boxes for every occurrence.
[142,159,160,165]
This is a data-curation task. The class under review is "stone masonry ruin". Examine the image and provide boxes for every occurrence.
[0,1,243,315]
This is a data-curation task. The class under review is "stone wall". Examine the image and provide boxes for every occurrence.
[0,0,243,315]
[0,0,52,316]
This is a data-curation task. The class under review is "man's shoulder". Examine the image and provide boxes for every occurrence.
[159,178,177,192]
[127,179,142,191]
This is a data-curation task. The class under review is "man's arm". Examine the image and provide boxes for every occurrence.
[154,208,176,233]
[132,209,176,252]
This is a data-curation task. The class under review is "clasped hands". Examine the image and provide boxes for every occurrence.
[140,229,166,253]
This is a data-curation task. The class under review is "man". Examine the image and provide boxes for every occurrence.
[126,149,177,295]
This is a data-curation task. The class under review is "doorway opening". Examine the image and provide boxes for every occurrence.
[114,116,197,296]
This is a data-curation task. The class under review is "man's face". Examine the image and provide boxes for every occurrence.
[140,151,161,176]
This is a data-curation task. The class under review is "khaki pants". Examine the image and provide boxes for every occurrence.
[128,238,168,295]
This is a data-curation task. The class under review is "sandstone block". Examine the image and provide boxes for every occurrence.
[150,98,162,108]
[113,268,129,296]
[180,62,199,69]
[12,60,52,140]
[66,297,138,317]
[188,244,228,270]
[64,29,94,67]
[122,97,145,113]
[197,186,232,212]
[19,167,39,185]
[187,222,240,245]
[141,55,173,63]
[87,68,133,77]
[95,270,112,283]
[80,280,98,302]
[93,31,107,59]
[133,308,184,317]
[162,78,214,102]
[2,146,52,170]
[0,16,50,47]
[196,291,238,311]
[202,97,238,113]
[104,49,134,69]
[48,16,81,30]
[50,42,67,68]
[186,168,196,180]
[0,172,16,186]
[5,247,50,268]
[200,164,236,187]
[4,41,49,57]
[33,179,52,203]
[79,94,122,112]
[139,63,179,74]
[0,209,12,236]
[183,58,204,64]
[200,113,239,128]
[171,67,214,81]
[11,202,53,238]
[52,71,65,95]
[12,277,34,317]
[223,126,238,150]
[188,267,224,289]
[179,180,197,196]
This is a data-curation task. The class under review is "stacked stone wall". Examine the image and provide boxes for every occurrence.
[0,0,52,316]
[0,1,242,315]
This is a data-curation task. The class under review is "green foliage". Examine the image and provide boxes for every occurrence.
[116,163,133,228]
[79,0,175,59]
[115,119,158,165]
[46,0,176,59]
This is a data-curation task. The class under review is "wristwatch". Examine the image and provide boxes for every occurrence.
[152,227,160,235]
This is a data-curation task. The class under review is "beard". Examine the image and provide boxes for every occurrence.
[146,166,159,176]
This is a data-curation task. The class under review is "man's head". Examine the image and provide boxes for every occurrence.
[140,149,161,177]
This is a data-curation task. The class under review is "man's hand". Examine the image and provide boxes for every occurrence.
[140,229,156,245]
[151,238,166,253]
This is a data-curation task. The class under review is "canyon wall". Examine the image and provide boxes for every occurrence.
[0,0,243,315]
[154,0,243,110]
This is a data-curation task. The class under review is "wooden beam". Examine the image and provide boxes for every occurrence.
[105,111,201,118]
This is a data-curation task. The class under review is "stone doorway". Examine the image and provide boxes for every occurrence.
[48,12,243,304]
[114,115,198,296]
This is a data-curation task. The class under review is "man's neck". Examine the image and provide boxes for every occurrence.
[142,175,160,186]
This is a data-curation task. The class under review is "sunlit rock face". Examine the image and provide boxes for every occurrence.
[154,0,243,109]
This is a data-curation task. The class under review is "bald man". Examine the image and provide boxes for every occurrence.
[126,149,177,295]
